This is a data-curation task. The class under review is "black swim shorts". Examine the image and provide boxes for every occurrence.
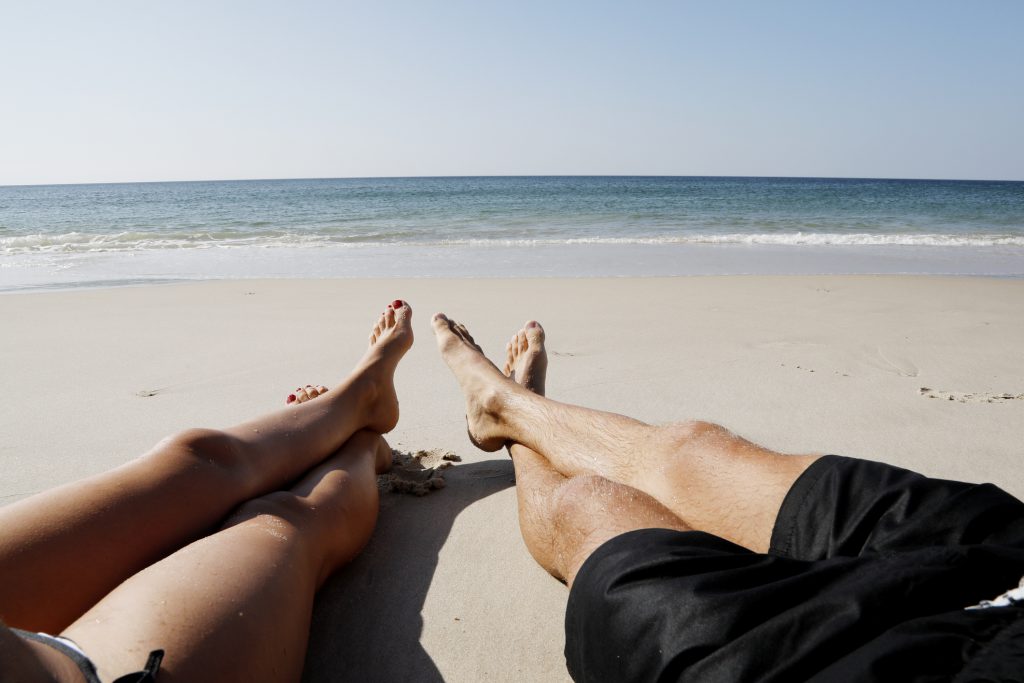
[564,455,1024,682]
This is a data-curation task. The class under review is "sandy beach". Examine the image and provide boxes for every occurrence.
[2,275,1023,682]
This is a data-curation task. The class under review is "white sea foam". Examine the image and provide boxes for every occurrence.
[657,233,1024,247]
[0,231,333,254]
[441,234,1024,248]
[5,231,1024,255]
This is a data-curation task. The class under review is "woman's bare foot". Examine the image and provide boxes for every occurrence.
[286,300,412,434]
[354,299,413,433]
[285,298,415,407]
[432,312,529,452]
[287,384,329,405]
[503,321,547,397]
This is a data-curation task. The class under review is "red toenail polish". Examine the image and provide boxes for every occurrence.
[287,394,296,402]
[392,299,403,308]
[527,321,538,328]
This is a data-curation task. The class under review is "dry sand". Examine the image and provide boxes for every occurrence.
[2,276,1023,682]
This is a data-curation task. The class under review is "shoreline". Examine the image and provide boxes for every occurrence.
[3,274,1023,681]
[4,242,1024,293]
[5,269,1024,297]
[5,271,1024,303]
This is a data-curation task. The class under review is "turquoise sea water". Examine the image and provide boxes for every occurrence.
[2,176,1023,290]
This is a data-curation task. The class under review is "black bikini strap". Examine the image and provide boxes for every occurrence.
[112,649,165,683]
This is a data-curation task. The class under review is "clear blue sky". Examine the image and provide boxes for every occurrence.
[2,0,1022,184]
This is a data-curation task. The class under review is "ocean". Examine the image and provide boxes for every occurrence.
[2,176,1023,291]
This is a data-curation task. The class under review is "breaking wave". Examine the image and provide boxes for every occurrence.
[4,230,1024,255]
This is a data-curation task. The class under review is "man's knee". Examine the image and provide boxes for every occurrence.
[550,473,691,583]
[662,419,729,445]
[656,420,755,460]
[553,474,681,530]
[549,475,644,583]
[552,475,622,526]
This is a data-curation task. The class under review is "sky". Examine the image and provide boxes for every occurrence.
[2,1,1022,185]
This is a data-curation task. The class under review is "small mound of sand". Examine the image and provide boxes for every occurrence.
[919,387,1024,403]
[378,448,462,496]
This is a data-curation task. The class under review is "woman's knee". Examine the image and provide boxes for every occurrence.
[223,491,312,533]
[147,428,251,483]
[224,478,379,572]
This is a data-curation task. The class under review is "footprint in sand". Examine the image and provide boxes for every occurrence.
[378,448,462,496]
[862,345,919,378]
[919,388,1024,404]
[779,362,851,378]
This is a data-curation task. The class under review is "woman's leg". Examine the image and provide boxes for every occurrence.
[0,301,411,632]
[61,429,389,683]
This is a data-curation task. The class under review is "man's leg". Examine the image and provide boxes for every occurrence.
[496,320,687,584]
[512,445,690,586]
[433,314,818,553]
[0,301,411,632]
[60,430,388,683]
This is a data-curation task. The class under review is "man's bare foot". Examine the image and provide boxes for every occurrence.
[503,321,547,397]
[432,312,527,451]
[287,384,329,405]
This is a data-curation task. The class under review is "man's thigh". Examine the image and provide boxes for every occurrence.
[770,455,1024,560]
[564,528,1024,682]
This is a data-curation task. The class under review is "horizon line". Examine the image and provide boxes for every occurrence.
[3,173,1024,190]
